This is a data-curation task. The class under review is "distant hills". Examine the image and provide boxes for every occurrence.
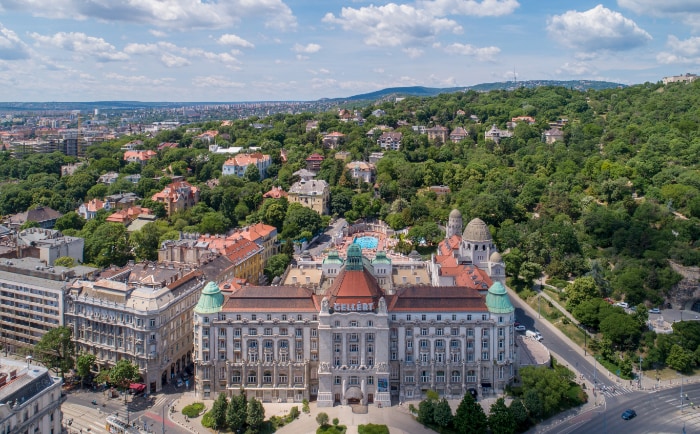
[0,80,626,112]
[336,80,626,102]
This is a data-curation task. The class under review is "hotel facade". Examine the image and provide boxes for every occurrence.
[193,214,516,406]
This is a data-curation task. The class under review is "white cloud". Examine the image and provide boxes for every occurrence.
[656,35,700,64]
[555,61,595,75]
[618,0,700,26]
[0,0,297,31]
[104,72,174,85]
[160,52,190,67]
[30,31,128,61]
[403,47,424,58]
[125,41,240,67]
[441,42,500,61]
[417,0,519,17]
[292,43,321,54]
[547,5,651,53]
[218,34,254,48]
[0,23,29,60]
[323,4,462,48]
[149,29,167,38]
[192,75,245,88]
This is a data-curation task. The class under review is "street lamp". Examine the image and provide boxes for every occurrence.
[679,373,684,413]
[579,325,587,356]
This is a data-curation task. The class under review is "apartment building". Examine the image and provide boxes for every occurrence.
[65,263,205,393]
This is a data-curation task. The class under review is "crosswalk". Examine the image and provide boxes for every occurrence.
[595,384,635,398]
[62,402,110,433]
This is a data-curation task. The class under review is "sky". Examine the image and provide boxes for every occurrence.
[1,0,700,102]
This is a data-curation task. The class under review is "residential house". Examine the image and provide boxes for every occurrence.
[366,125,392,138]
[7,206,63,230]
[124,173,141,183]
[412,125,427,134]
[157,142,179,151]
[368,152,384,165]
[209,145,243,155]
[429,185,451,196]
[346,161,376,184]
[97,171,120,185]
[377,132,403,150]
[239,222,279,266]
[151,181,200,216]
[288,179,330,215]
[426,125,449,143]
[293,169,316,181]
[105,205,152,225]
[306,120,319,133]
[123,149,157,165]
[306,153,325,172]
[78,198,112,220]
[372,109,386,117]
[196,130,219,143]
[263,186,288,199]
[484,125,512,144]
[322,132,345,149]
[450,127,469,143]
[662,73,698,85]
[105,192,141,210]
[16,227,85,265]
[335,151,350,161]
[543,128,564,144]
[222,153,271,179]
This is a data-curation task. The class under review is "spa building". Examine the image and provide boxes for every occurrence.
[192,214,515,406]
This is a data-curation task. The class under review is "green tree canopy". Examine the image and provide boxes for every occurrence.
[453,393,488,434]
[35,326,74,376]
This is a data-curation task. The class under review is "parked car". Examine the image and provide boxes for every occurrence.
[514,321,521,327]
[515,325,527,332]
[621,409,636,420]
[615,302,629,309]
[649,308,661,314]
[526,330,543,341]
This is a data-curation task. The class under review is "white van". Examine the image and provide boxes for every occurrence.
[526,330,543,341]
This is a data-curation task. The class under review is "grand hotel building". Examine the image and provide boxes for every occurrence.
[193,213,515,406]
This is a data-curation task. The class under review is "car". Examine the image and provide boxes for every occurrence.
[514,325,526,332]
[514,321,521,327]
[649,308,661,314]
[175,379,183,388]
[621,409,636,420]
[615,302,629,309]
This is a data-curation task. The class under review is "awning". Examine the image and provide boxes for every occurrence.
[129,383,146,392]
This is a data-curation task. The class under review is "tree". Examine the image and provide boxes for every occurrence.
[35,326,74,377]
[245,164,261,182]
[83,222,132,267]
[488,398,516,434]
[55,211,85,231]
[316,411,329,426]
[264,253,291,281]
[281,202,323,239]
[523,389,543,420]
[565,276,599,311]
[508,399,530,432]
[433,398,453,429]
[519,261,542,288]
[226,390,248,432]
[666,344,695,372]
[599,312,641,349]
[211,393,229,430]
[76,353,96,388]
[246,397,265,431]
[417,398,436,426]
[453,393,487,434]
[54,256,76,267]
[109,359,141,403]
[129,222,163,261]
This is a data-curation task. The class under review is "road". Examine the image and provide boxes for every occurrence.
[558,382,700,433]
[62,385,190,434]
[510,292,631,400]
[307,217,347,257]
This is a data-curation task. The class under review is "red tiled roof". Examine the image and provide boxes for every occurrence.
[224,237,262,265]
[306,153,325,161]
[326,268,386,306]
[263,186,288,199]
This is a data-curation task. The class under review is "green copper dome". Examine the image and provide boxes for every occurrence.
[346,244,363,270]
[485,281,514,313]
[372,251,391,265]
[194,281,224,314]
[323,250,344,265]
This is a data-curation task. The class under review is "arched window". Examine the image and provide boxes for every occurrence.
[451,371,461,382]
[247,370,257,384]
[263,371,272,383]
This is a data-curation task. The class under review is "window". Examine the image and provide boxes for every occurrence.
[436,371,445,382]
[391,352,397,360]
[482,314,488,321]
[350,320,358,327]
[436,328,444,336]
[452,314,457,321]
[467,315,472,321]
[367,357,374,366]
[236,314,242,321]
[334,320,340,327]
[219,329,226,336]
[405,354,413,362]
[367,320,373,327]
[366,333,374,342]
[482,340,489,349]
[334,333,342,342]
[234,328,241,337]
[263,372,272,383]
[405,329,413,337]
[264,340,273,348]
[252,314,257,321]
[232,372,241,383]
[349,333,358,342]
[499,340,504,348]
[451,353,460,363]
[350,376,359,385]
[407,341,413,349]
[421,314,426,321]
[451,328,459,336]
[435,340,445,349]
[498,328,504,337]
[294,375,303,383]
[367,376,374,385]
[482,351,489,361]
[149,318,156,327]
[467,352,474,362]
[311,328,317,337]
[420,339,429,349]
[264,328,273,336]
[499,316,503,323]
[247,372,257,383]
[450,339,459,348]
[405,375,414,383]
[349,344,359,352]
[248,328,257,336]
[467,370,476,382]
[421,328,428,336]
[267,314,272,321]
[437,314,441,321]
[282,314,287,321]
[297,314,303,321]
[467,328,474,337]
[498,352,504,362]
[280,328,288,336]
[421,371,430,382]
[406,314,411,321]
[391,314,396,321]
[420,353,429,363]
[334,376,341,385]
[295,328,303,338]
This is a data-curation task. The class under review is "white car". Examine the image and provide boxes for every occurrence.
[649,308,660,314]
[514,325,526,332]
[615,302,629,309]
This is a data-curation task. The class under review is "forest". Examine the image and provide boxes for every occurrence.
[1,80,699,324]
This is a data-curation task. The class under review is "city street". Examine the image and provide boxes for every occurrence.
[62,383,190,434]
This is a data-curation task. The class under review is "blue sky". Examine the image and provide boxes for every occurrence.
[0,0,699,102]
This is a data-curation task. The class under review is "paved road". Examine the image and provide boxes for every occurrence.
[510,291,621,394]
[307,217,347,257]
[559,382,700,433]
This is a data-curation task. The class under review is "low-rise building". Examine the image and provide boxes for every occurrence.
[288,179,330,215]
[484,125,512,144]
[123,150,157,165]
[6,206,63,230]
[222,153,271,179]
[346,161,376,184]
[16,227,84,265]
[426,126,449,143]
[151,181,200,217]
[306,153,325,172]
[322,132,345,149]
[450,127,468,143]
[0,358,64,434]
[377,132,402,151]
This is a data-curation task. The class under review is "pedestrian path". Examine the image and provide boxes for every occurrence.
[596,384,635,398]
[62,402,110,433]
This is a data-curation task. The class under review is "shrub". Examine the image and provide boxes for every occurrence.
[182,402,205,418]
[333,417,339,426]
[288,405,300,421]
[358,423,390,434]
[302,398,310,413]
[201,411,214,428]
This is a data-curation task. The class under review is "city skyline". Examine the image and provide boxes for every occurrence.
[0,0,699,102]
